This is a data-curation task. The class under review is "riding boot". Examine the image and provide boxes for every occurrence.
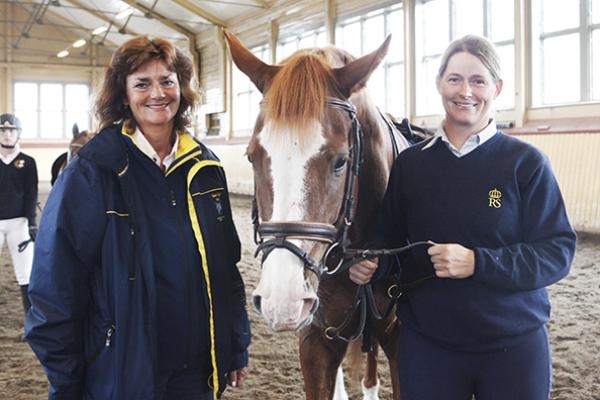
[20,285,31,316]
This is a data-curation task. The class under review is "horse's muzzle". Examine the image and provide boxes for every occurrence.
[252,290,319,332]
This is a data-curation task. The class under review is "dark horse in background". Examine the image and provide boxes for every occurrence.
[224,30,421,399]
[50,123,95,185]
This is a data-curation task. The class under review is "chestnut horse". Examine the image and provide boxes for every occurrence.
[224,30,411,399]
[50,123,96,185]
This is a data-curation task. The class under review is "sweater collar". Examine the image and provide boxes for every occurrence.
[422,119,497,156]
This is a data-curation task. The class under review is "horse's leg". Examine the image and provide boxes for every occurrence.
[361,338,381,400]
[374,316,401,400]
[299,324,348,400]
[334,367,349,400]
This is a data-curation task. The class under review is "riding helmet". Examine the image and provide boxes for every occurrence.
[0,113,22,131]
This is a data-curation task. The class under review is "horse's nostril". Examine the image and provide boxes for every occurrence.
[252,295,262,313]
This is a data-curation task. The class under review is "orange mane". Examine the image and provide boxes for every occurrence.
[263,49,337,136]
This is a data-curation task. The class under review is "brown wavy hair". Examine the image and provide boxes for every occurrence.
[94,36,200,132]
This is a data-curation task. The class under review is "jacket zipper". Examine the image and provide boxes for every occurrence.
[128,227,136,281]
[88,324,116,366]
[105,325,115,347]
[170,188,192,368]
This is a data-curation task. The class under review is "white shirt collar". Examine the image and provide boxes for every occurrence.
[422,119,497,157]
[0,144,20,165]
[130,127,179,171]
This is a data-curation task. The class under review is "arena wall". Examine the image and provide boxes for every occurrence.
[212,133,600,234]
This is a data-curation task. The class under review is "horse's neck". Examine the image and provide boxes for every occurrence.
[350,102,400,246]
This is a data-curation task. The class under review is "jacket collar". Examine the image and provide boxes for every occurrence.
[77,123,205,176]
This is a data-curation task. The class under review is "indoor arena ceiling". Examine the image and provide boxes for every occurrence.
[1,0,273,62]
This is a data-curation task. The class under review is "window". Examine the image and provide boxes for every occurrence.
[13,81,91,139]
[336,4,405,117]
[415,0,515,116]
[277,28,327,61]
[531,0,600,105]
[231,44,269,134]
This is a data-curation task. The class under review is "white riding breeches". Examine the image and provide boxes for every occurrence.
[0,217,33,285]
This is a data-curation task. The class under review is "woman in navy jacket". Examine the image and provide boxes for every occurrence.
[25,36,251,400]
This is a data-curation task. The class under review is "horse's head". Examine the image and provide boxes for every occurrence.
[224,30,391,331]
[68,123,96,162]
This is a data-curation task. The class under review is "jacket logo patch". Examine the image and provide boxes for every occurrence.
[488,188,502,208]
[14,159,25,168]
[211,192,224,221]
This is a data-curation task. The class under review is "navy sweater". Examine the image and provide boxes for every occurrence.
[376,131,576,351]
[0,152,38,225]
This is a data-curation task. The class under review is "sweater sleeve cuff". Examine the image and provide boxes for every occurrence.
[371,254,394,283]
[49,383,84,400]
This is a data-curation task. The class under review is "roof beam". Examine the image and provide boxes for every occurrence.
[170,0,225,26]
[62,0,140,44]
[121,0,196,38]
[248,0,269,7]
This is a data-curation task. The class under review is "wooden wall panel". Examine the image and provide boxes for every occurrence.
[516,133,600,233]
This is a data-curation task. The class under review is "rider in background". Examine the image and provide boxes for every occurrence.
[25,36,250,400]
[0,113,38,330]
[349,35,576,400]
[50,123,95,186]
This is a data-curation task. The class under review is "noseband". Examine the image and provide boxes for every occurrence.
[252,98,363,278]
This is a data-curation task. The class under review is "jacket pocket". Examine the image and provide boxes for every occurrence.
[85,324,116,399]
[87,324,116,367]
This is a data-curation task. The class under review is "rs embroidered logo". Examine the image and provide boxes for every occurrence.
[14,159,25,168]
[488,188,502,208]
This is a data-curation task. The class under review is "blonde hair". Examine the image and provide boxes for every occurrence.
[437,35,502,82]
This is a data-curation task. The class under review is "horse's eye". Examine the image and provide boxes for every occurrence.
[247,154,254,163]
[332,156,347,176]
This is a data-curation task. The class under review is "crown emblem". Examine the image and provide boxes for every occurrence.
[488,188,501,199]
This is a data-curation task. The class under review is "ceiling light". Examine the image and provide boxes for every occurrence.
[116,8,134,19]
[92,26,108,35]
[72,39,86,48]
[57,50,69,58]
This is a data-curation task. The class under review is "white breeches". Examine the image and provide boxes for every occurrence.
[0,217,33,285]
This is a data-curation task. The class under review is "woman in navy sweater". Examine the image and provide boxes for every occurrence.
[350,35,576,400]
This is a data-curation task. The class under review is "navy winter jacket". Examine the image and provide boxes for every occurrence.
[25,124,251,399]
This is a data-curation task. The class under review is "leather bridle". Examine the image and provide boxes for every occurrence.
[252,97,363,278]
[251,97,435,342]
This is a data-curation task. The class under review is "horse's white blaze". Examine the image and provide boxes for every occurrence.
[252,120,324,330]
[261,120,324,221]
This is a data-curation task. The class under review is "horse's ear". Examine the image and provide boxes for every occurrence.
[333,34,391,98]
[72,123,79,137]
[222,28,280,94]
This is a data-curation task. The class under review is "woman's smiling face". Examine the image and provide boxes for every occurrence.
[125,59,180,133]
[436,51,503,133]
